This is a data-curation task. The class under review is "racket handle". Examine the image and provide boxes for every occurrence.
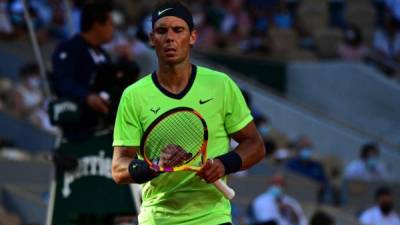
[213,179,235,200]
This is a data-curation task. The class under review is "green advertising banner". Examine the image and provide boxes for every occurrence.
[47,132,136,225]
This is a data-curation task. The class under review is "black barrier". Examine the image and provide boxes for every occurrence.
[194,51,287,93]
[47,131,136,225]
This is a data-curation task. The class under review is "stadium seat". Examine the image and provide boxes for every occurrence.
[345,3,375,29]
[314,28,343,58]
[343,180,400,213]
[268,28,299,60]
[298,3,328,34]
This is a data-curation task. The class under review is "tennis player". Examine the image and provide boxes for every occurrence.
[112,1,265,224]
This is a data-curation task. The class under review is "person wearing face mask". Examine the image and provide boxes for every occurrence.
[359,187,400,225]
[12,63,44,117]
[251,175,308,225]
[285,136,329,203]
[344,143,391,181]
[12,63,59,134]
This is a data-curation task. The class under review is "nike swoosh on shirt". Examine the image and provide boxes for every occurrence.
[158,8,173,16]
[199,98,213,104]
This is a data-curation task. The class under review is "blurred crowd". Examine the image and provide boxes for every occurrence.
[0,0,400,132]
[0,0,400,79]
[236,89,400,225]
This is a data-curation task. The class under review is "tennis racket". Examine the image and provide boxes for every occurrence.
[139,107,235,199]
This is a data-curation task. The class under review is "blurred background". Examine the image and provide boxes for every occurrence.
[0,0,400,225]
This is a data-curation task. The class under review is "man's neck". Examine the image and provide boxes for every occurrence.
[157,62,192,94]
[81,31,100,47]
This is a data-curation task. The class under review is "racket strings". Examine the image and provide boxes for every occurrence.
[144,111,204,167]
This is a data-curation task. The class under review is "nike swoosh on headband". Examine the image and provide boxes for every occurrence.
[158,8,173,16]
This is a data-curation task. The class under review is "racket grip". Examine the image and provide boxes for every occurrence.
[213,179,235,200]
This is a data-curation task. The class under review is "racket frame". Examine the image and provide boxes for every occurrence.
[140,107,208,172]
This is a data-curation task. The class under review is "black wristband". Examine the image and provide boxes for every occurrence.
[216,151,242,175]
[128,159,159,184]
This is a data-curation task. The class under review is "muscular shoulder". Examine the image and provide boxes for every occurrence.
[196,66,232,84]
[122,74,153,97]
[196,66,240,97]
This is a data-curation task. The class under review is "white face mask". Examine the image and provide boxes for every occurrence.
[268,185,283,199]
[27,77,41,89]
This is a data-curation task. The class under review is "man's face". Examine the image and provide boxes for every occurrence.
[150,16,196,65]
[94,13,114,44]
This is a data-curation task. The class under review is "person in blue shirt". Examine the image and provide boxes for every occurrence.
[285,136,328,203]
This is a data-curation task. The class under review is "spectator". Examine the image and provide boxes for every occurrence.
[385,0,400,24]
[9,64,43,119]
[196,13,220,50]
[370,17,400,78]
[373,17,400,61]
[272,0,294,29]
[8,0,49,41]
[310,211,335,225]
[344,143,391,181]
[0,77,13,110]
[106,25,154,76]
[11,63,58,134]
[328,0,346,29]
[371,0,387,27]
[251,174,308,225]
[0,0,13,36]
[51,2,114,140]
[359,187,400,225]
[285,135,328,203]
[338,25,369,61]
[285,0,300,21]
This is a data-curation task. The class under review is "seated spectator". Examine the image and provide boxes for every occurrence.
[8,0,49,41]
[310,211,335,225]
[285,136,327,184]
[328,0,346,29]
[373,17,400,61]
[359,186,400,225]
[371,0,386,27]
[195,13,220,50]
[0,0,13,36]
[0,77,13,110]
[338,25,369,61]
[251,175,308,225]
[11,63,58,134]
[272,0,294,29]
[285,0,300,21]
[285,135,328,203]
[369,17,400,79]
[12,63,44,117]
[344,143,391,181]
[385,0,400,24]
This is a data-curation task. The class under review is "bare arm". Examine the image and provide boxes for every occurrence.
[112,146,138,184]
[198,121,265,182]
[231,121,265,170]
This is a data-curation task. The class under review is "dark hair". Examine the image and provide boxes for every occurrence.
[80,2,112,32]
[310,211,334,225]
[344,25,363,46]
[20,63,39,78]
[375,186,392,200]
[360,142,379,159]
